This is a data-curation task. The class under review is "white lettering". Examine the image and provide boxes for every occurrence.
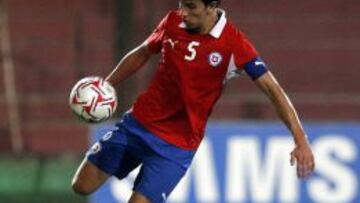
[309,135,358,202]
[225,136,298,202]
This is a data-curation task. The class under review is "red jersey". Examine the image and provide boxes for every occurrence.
[132,10,258,150]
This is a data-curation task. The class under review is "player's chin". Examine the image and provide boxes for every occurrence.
[185,25,201,34]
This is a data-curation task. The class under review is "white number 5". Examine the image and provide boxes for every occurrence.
[185,41,200,61]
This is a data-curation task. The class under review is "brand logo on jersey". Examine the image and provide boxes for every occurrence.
[255,61,266,67]
[208,52,223,67]
[89,142,101,154]
[161,192,167,202]
[165,38,178,49]
[102,131,113,141]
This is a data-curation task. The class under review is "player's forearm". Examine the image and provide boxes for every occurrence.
[256,73,308,145]
[105,43,152,86]
[270,86,308,145]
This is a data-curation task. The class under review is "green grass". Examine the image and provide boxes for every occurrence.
[0,154,87,203]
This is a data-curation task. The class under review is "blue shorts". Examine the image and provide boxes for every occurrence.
[86,113,195,203]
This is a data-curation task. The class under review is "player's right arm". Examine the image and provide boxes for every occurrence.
[106,12,170,87]
[231,29,314,178]
[105,42,153,87]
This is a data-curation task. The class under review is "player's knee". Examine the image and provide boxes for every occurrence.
[71,178,93,196]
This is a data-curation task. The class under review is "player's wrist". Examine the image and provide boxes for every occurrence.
[294,134,309,146]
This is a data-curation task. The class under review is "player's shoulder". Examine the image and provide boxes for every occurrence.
[161,9,182,26]
[223,17,252,44]
[223,18,245,38]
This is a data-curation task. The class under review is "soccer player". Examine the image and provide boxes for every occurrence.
[71,0,315,202]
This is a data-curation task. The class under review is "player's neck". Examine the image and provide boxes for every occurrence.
[200,10,220,35]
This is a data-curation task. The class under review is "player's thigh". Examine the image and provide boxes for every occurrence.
[86,130,142,179]
[73,129,141,195]
[133,155,188,203]
[72,158,110,195]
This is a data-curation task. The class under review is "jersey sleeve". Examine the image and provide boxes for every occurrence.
[232,30,259,68]
[243,57,268,80]
[145,12,171,53]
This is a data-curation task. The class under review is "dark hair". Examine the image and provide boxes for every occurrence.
[202,0,221,6]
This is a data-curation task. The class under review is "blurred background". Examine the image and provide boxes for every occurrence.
[0,0,359,203]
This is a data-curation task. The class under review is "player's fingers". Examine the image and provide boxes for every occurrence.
[311,156,315,170]
[290,151,295,166]
[298,163,304,177]
[307,160,314,171]
[300,159,314,178]
[306,159,315,176]
[304,161,312,177]
[298,155,309,178]
[305,165,313,177]
[302,156,314,176]
[303,164,311,177]
[297,163,303,178]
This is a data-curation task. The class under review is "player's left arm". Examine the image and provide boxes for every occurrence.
[245,59,315,178]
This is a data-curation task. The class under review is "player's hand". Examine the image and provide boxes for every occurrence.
[290,142,315,178]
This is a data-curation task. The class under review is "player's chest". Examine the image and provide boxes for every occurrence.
[161,35,231,78]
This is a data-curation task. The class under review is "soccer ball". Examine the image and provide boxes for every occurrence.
[69,76,117,123]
